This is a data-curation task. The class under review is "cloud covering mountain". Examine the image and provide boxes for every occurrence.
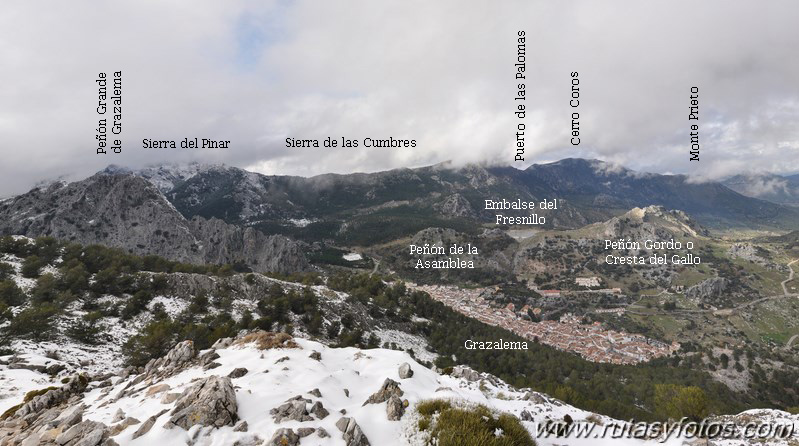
[2,0,799,196]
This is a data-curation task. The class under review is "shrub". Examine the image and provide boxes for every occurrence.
[0,262,14,281]
[235,331,298,350]
[121,290,154,319]
[7,304,59,340]
[654,384,709,421]
[0,280,26,307]
[416,399,535,446]
[31,273,58,304]
[66,311,104,344]
[122,318,178,367]
[20,255,45,278]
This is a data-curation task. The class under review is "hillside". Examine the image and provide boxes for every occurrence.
[0,174,308,273]
[2,331,797,446]
[2,236,786,423]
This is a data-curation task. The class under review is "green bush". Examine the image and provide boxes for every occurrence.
[31,273,58,304]
[7,304,59,340]
[122,318,178,367]
[121,290,154,319]
[0,281,26,307]
[654,384,709,421]
[20,255,45,278]
[416,399,535,446]
[0,262,14,281]
[66,311,104,344]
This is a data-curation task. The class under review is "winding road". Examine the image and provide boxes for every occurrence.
[781,259,798,296]
[625,258,799,317]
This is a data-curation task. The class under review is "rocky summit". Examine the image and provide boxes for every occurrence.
[0,173,308,273]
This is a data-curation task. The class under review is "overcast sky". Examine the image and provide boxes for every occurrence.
[1,0,798,196]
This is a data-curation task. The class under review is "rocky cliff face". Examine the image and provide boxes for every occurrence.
[0,174,308,273]
[599,205,708,240]
[686,277,729,302]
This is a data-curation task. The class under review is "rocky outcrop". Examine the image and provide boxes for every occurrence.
[266,428,300,446]
[188,216,308,273]
[228,367,248,379]
[363,378,403,405]
[165,376,238,430]
[398,363,413,379]
[143,340,195,378]
[450,365,480,382]
[435,193,476,218]
[600,206,708,240]
[270,396,314,423]
[0,401,115,446]
[0,173,309,274]
[14,375,88,419]
[686,277,729,301]
[386,395,405,420]
[270,394,329,423]
[132,409,168,439]
[336,417,371,446]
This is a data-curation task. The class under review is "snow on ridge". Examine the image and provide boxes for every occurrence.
[1,334,797,445]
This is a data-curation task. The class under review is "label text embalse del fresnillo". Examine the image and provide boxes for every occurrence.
[485,198,558,225]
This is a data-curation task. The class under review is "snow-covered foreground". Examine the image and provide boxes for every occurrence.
[2,333,796,445]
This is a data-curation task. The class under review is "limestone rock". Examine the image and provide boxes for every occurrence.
[297,427,315,437]
[16,376,88,419]
[160,392,180,404]
[310,401,329,419]
[266,428,300,446]
[109,417,140,437]
[363,378,403,405]
[686,277,729,301]
[386,395,404,420]
[336,417,371,446]
[0,173,310,274]
[111,409,125,423]
[212,337,234,349]
[270,396,313,422]
[166,376,238,430]
[450,365,480,382]
[144,340,195,378]
[228,367,248,379]
[145,383,171,396]
[132,409,168,439]
[398,363,413,379]
[435,193,476,218]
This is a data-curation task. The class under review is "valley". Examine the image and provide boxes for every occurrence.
[0,159,798,444]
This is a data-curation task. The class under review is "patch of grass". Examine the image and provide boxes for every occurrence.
[234,331,298,350]
[416,399,535,446]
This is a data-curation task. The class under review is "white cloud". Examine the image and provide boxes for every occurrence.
[1,0,799,196]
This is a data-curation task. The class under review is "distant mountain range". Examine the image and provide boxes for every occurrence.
[0,158,796,273]
[723,173,799,206]
[109,158,799,230]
